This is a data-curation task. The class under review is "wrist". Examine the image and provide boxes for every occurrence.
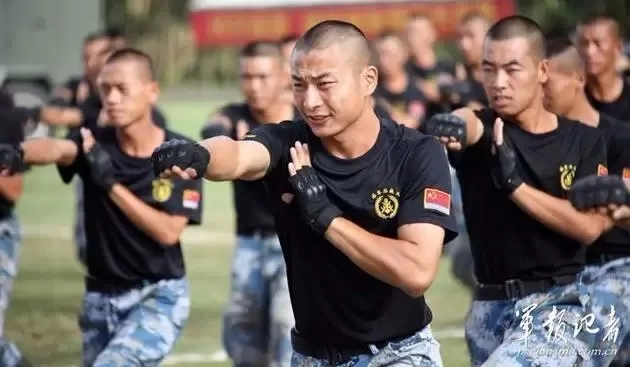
[311,205,342,235]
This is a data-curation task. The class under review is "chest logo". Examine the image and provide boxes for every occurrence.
[372,188,400,219]
[559,164,577,191]
[152,179,173,203]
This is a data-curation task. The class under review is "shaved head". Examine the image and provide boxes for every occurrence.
[486,15,546,61]
[105,48,155,81]
[546,37,583,75]
[293,20,372,69]
[578,15,622,41]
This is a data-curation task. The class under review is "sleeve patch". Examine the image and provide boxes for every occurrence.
[597,164,608,176]
[423,188,451,215]
[182,190,201,209]
[623,168,630,180]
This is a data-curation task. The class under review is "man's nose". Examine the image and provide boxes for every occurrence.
[302,86,323,111]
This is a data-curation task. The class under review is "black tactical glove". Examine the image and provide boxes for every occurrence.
[85,142,116,191]
[421,113,468,146]
[569,175,630,211]
[491,136,523,193]
[151,139,210,179]
[0,144,24,175]
[288,166,341,235]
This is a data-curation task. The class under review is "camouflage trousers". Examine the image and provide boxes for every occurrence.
[79,277,190,367]
[581,257,630,367]
[0,215,23,367]
[291,326,442,367]
[465,279,619,366]
[222,233,294,367]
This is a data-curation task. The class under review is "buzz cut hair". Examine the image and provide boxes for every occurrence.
[459,11,490,26]
[486,15,546,61]
[105,47,155,81]
[546,36,584,74]
[239,41,283,59]
[578,14,622,40]
[294,20,372,66]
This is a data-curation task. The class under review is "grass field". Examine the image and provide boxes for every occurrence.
[7,100,472,366]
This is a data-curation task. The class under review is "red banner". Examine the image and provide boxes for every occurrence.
[190,0,515,47]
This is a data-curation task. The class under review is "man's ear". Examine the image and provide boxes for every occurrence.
[538,58,549,84]
[363,65,378,97]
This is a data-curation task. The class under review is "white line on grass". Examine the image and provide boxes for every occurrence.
[20,223,234,246]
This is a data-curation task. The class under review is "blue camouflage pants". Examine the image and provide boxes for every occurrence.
[79,277,190,367]
[581,257,630,367]
[0,215,23,367]
[222,233,294,367]
[465,280,611,366]
[291,326,442,366]
[74,179,87,266]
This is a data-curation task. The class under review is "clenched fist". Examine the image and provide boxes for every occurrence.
[422,113,468,151]
[151,139,210,180]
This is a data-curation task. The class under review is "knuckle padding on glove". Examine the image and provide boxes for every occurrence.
[151,140,210,177]
[569,175,630,210]
[423,113,467,143]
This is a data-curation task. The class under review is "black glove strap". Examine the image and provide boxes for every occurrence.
[311,206,342,235]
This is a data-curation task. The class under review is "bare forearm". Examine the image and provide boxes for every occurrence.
[22,139,70,165]
[325,218,433,297]
[40,106,83,127]
[0,176,23,203]
[109,184,181,245]
[198,137,268,181]
[511,184,609,244]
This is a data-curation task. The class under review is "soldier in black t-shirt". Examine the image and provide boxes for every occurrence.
[153,21,457,366]
[423,16,614,366]
[543,37,630,367]
[373,31,427,129]
[201,41,296,367]
[14,49,203,366]
[577,16,630,122]
[0,91,31,367]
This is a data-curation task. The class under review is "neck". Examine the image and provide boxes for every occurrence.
[116,115,164,158]
[511,97,557,134]
[564,94,600,127]
[411,50,436,69]
[586,71,623,101]
[250,100,294,123]
[321,106,381,160]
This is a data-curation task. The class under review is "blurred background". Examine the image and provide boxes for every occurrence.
[1,0,628,366]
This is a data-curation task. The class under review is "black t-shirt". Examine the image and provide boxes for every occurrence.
[243,118,458,347]
[459,66,488,107]
[56,128,203,282]
[374,78,427,122]
[452,109,607,283]
[220,103,298,234]
[587,114,630,261]
[406,59,455,117]
[0,94,26,218]
[586,81,630,122]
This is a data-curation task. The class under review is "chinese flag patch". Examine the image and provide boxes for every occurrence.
[623,168,630,181]
[423,188,451,215]
[597,164,608,176]
[182,190,201,210]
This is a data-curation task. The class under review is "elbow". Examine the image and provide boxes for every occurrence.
[579,220,609,246]
[156,230,180,247]
[400,270,435,298]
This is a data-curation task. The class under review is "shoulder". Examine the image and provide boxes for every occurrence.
[391,120,444,158]
[165,129,195,143]
[219,102,248,120]
[559,117,606,150]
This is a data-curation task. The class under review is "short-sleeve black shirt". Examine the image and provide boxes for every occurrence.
[220,103,298,234]
[587,114,630,262]
[374,79,428,121]
[243,118,458,347]
[586,81,630,123]
[452,109,607,283]
[0,92,26,218]
[56,128,203,284]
